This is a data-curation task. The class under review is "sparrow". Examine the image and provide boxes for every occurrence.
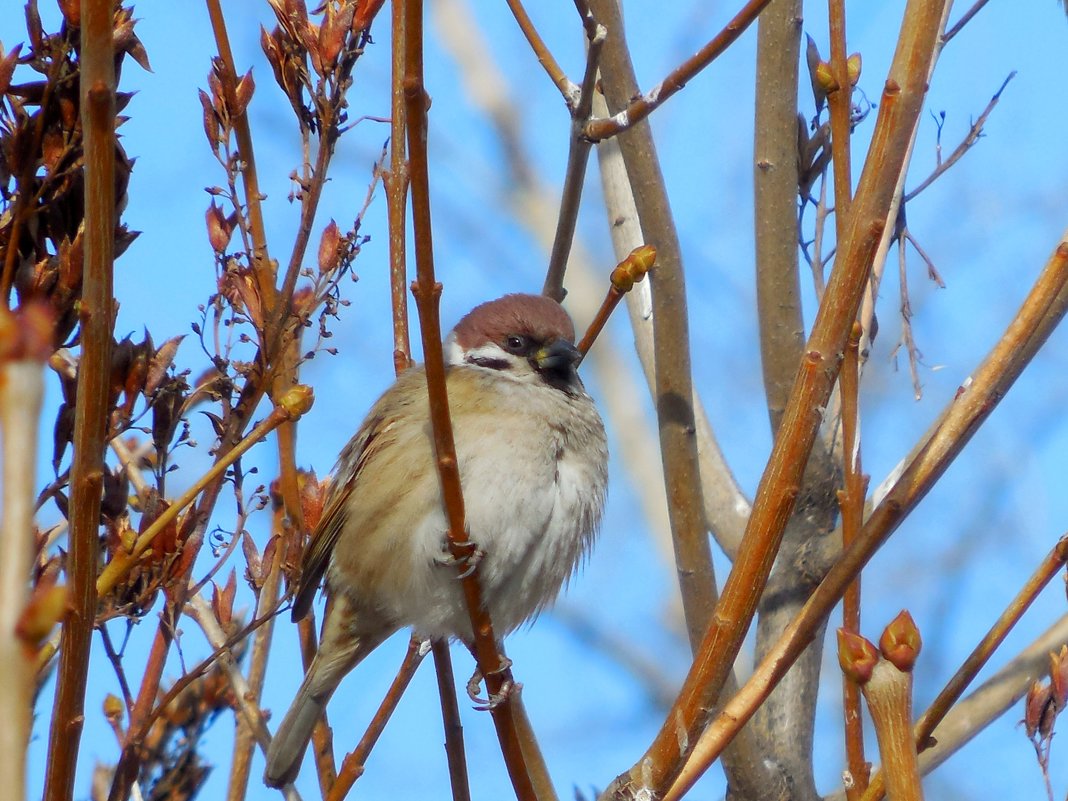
[264,293,608,787]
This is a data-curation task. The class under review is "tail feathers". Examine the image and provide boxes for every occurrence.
[264,677,330,788]
[264,598,391,788]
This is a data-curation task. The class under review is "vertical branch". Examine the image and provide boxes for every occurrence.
[385,3,469,792]
[204,0,276,312]
[839,323,870,798]
[588,0,715,653]
[385,0,412,375]
[226,494,289,801]
[602,2,951,797]
[826,0,854,223]
[739,4,828,796]
[0,327,48,801]
[432,639,472,801]
[42,2,115,798]
[401,1,540,798]
[754,0,805,433]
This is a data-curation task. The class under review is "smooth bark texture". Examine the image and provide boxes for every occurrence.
[589,0,716,657]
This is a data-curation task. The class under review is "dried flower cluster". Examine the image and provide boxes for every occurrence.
[2,2,383,799]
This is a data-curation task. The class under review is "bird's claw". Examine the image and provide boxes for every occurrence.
[435,538,484,579]
[466,659,517,710]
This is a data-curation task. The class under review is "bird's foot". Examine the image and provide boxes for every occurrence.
[466,658,518,711]
[435,537,484,579]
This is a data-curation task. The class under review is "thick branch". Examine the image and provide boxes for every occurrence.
[0,356,45,801]
[603,3,953,796]
[589,0,715,656]
[664,230,1068,799]
[43,4,115,798]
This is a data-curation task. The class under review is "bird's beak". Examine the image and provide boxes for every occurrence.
[533,338,581,372]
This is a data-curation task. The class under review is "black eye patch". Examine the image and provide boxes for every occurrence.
[467,355,510,371]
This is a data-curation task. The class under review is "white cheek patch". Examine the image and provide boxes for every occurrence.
[443,331,464,366]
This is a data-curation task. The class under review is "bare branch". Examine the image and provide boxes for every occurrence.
[584,0,776,141]
[590,0,715,658]
[43,3,115,795]
[664,229,1068,800]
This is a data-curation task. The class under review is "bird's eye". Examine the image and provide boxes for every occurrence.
[504,335,527,353]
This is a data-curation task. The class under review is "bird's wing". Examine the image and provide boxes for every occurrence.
[291,406,399,622]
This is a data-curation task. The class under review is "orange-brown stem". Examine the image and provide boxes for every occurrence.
[862,661,924,801]
[840,322,869,797]
[43,4,114,798]
[401,1,539,797]
[327,638,428,801]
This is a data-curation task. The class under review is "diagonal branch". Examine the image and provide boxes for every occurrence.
[584,0,775,141]
[503,0,579,107]
[541,18,605,302]
[664,229,1068,800]
[856,535,1068,801]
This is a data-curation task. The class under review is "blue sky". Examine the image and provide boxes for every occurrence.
[6,2,1068,799]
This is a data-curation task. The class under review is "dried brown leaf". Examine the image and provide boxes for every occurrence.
[211,568,237,628]
[317,218,341,273]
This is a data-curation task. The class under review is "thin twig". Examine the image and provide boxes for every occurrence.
[95,388,313,597]
[541,20,605,301]
[574,246,656,359]
[904,71,1015,201]
[584,0,776,141]
[327,638,429,801]
[43,3,115,797]
[839,323,870,799]
[385,0,412,375]
[856,3,954,360]
[827,0,854,225]
[432,640,472,801]
[204,0,276,315]
[894,222,924,399]
[503,0,579,107]
[98,624,136,713]
[941,0,992,44]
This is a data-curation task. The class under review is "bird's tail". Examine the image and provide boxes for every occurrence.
[264,597,387,788]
